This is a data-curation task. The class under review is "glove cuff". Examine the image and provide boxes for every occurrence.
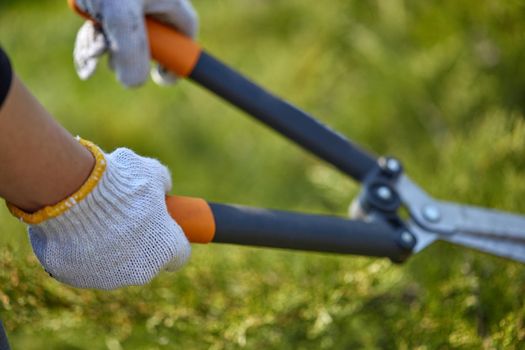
[6,137,106,224]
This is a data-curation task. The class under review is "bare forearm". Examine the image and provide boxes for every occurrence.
[0,53,94,213]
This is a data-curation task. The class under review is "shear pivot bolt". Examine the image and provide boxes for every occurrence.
[376,186,393,201]
[401,231,415,246]
[379,157,403,178]
[422,205,441,223]
[386,159,401,173]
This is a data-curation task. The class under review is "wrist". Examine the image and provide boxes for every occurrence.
[0,75,97,215]
[7,138,101,223]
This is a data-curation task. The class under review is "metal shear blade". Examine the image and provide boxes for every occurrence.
[444,232,525,263]
[397,176,525,262]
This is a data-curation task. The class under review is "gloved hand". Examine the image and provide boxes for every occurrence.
[73,0,198,87]
[8,139,190,290]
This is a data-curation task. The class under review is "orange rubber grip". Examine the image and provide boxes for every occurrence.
[67,0,202,77]
[166,196,216,243]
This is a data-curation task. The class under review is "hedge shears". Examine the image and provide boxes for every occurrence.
[70,0,525,264]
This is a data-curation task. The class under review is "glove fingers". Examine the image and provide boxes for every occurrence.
[102,1,150,87]
[151,64,179,86]
[142,155,173,194]
[145,0,198,86]
[163,221,191,272]
[158,161,173,194]
[145,156,190,273]
[146,155,190,272]
[139,155,189,273]
[163,223,191,272]
[73,21,107,80]
[163,255,189,272]
[145,0,199,38]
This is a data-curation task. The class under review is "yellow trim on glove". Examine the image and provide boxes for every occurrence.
[7,138,106,225]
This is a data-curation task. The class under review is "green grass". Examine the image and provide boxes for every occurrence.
[1,0,525,348]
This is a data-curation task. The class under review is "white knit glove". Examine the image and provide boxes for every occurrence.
[73,0,198,87]
[28,146,191,290]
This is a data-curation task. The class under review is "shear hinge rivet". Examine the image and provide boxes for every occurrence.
[376,186,393,201]
[401,231,414,245]
[386,159,401,173]
[422,205,441,222]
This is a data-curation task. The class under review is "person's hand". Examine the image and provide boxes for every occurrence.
[73,0,198,87]
[9,140,191,290]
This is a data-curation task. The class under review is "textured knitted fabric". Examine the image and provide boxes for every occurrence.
[73,0,198,87]
[28,147,191,290]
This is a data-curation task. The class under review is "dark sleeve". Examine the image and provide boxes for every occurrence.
[0,319,10,350]
[0,47,13,110]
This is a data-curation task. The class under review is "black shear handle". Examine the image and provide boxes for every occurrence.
[190,53,378,182]
[69,0,378,181]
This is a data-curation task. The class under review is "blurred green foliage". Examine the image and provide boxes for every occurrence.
[1,0,525,348]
